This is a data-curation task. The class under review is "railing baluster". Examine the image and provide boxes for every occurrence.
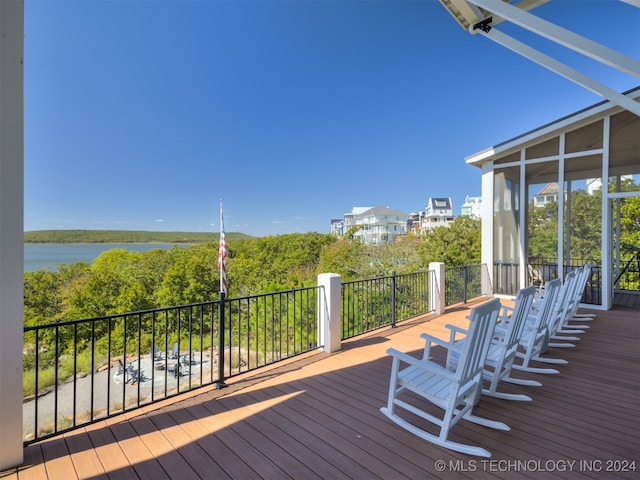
[107,318,112,417]
[216,292,226,388]
[54,324,59,434]
[136,313,141,406]
[391,271,396,328]
[73,323,78,427]
[90,319,95,422]
[34,328,39,441]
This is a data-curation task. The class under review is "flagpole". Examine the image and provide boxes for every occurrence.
[216,198,227,388]
[218,199,227,295]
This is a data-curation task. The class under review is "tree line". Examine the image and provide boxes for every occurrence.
[24,182,639,330]
[25,229,252,244]
[23,218,482,329]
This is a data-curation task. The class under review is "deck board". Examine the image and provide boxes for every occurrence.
[146,404,235,480]
[82,419,139,480]
[105,416,170,480]
[4,299,639,480]
[39,437,78,480]
[121,411,200,480]
[63,429,108,480]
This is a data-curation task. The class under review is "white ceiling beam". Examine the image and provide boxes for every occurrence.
[477,27,640,117]
[468,0,640,78]
[438,0,485,30]
[484,0,551,29]
[620,0,640,8]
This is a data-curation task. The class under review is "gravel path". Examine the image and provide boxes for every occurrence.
[23,352,215,441]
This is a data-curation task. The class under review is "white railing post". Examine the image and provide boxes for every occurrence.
[0,0,24,469]
[429,262,446,314]
[482,263,494,296]
[318,273,341,353]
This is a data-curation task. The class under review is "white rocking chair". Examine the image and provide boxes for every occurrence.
[448,285,537,402]
[512,278,565,374]
[545,270,585,348]
[380,298,507,458]
[567,263,596,323]
[555,264,595,333]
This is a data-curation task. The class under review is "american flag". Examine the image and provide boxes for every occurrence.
[218,199,227,295]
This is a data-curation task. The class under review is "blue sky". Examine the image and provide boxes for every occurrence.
[24,0,639,237]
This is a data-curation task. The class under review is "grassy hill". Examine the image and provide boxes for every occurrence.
[24,230,253,244]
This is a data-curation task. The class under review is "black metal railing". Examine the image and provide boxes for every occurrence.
[445,264,485,305]
[527,258,602,305]
[493,261,520,296]
[615,244,640,291]
[340,270,433,340]
[23,286,319,444]
[23,265,487,444]
[494,259,608,304]
[219,287,319,379]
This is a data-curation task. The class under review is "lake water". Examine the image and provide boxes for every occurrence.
[24,243,192,272]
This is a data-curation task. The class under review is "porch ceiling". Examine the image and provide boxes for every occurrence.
[467,88,640,183]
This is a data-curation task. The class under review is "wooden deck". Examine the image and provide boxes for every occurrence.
[614,290,640,310]
[3,299,639,480]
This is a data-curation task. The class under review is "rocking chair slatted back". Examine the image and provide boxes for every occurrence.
[456,298,501,389]
[501,285,537,349]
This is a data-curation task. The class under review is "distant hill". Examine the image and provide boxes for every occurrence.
[24,230,254,244]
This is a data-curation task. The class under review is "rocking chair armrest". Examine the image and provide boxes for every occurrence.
[386,347,426,367]
[419,332,464,357]
[445,324,468,336]
[386,347,454,380]
[499,305,514,317]
[419,332,456,350]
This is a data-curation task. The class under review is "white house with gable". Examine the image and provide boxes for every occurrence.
[342,206,407,245]
[421,197,454,231]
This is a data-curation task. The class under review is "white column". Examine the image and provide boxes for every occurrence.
[0,0,24,470]
[519,149,527,289]
[481,161,494,288]
[601,116,612,310]
[318,273,341,353]
[429,262,445,315]
[557,133,566,279]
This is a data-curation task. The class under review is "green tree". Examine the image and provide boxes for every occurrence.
[24,262,91,326]
[417,216,481,266]
[231,233,334,293]
[568,189,601,262]
[317,238,372,280]
[528,200,559,260]
[620,196,640,248]
[156,244,218,307]
[529,178,639,263]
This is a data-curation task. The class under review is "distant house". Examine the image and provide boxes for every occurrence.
[460,195,482,219]
[330,219,345,236]
[533,183,563,208]
[407,212,423,235]
[586,176,633,195]
[341,207,373,236]
[339,206,407,245]
[421,197,454,231]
